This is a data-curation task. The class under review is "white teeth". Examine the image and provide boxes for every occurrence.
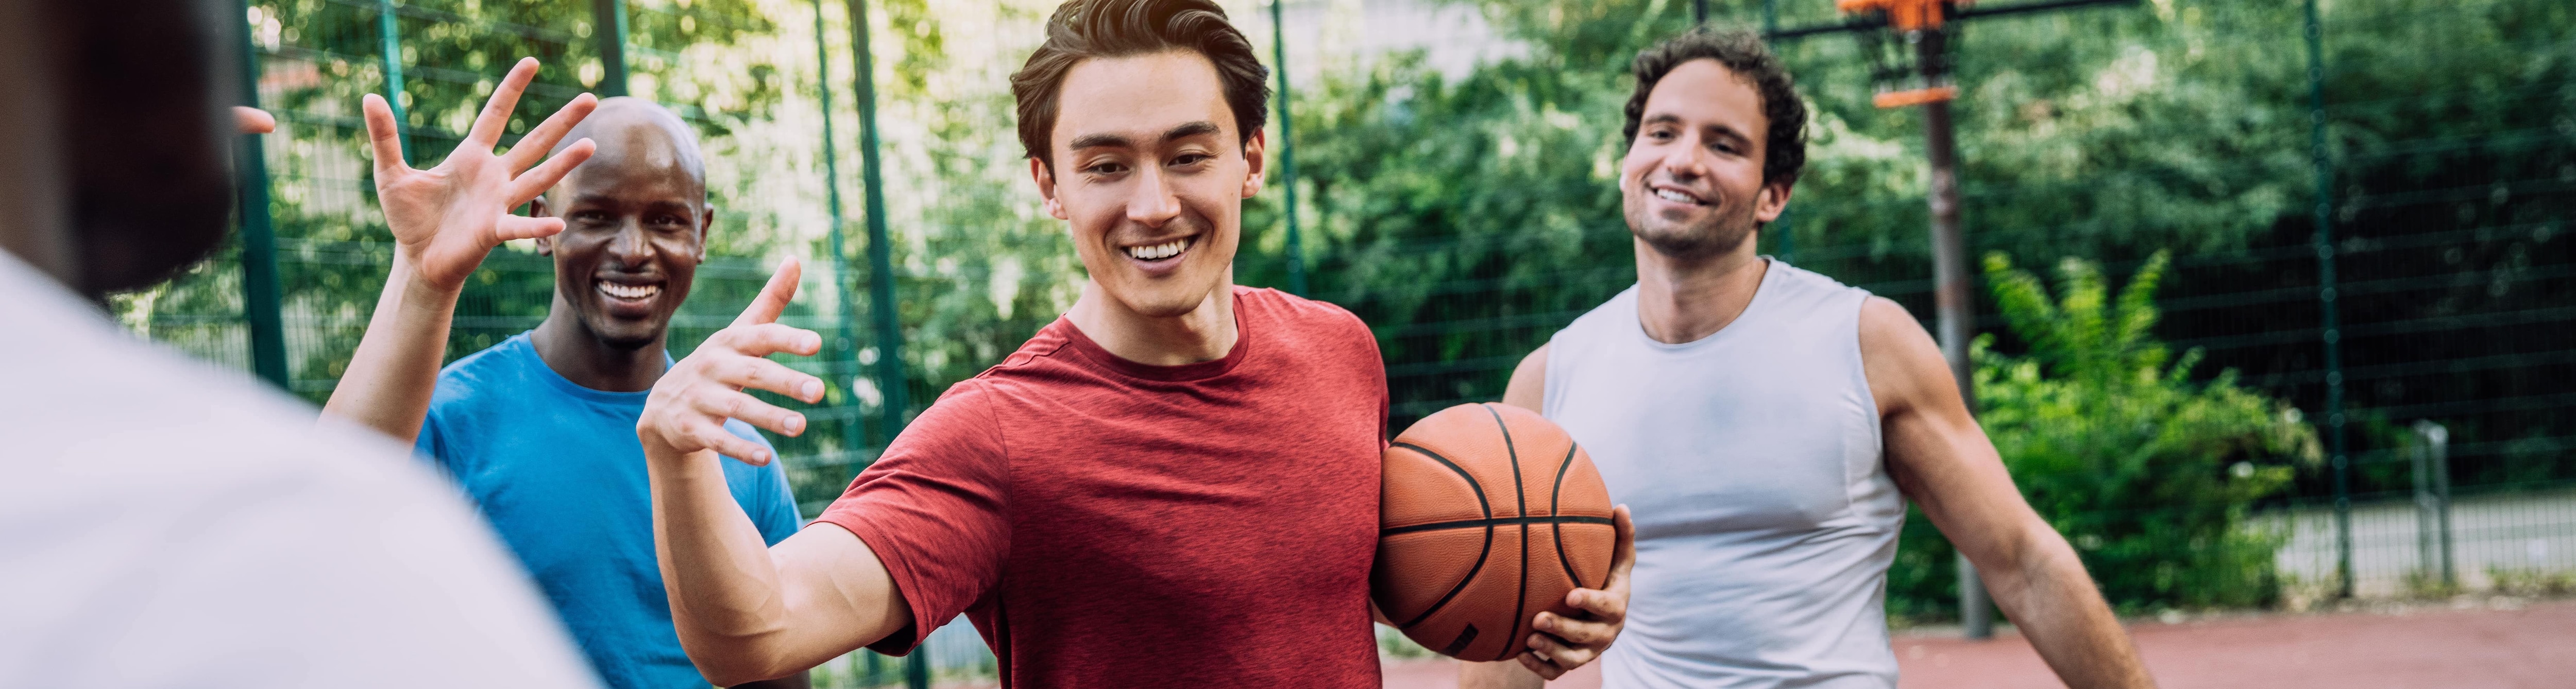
[1125,238,1190,261]
[1656,188,1701,205]
[597,281,662,300]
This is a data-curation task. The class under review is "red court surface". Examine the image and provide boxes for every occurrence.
[1380,598,2576,689]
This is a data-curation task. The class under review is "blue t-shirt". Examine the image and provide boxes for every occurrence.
[416,332,803,689]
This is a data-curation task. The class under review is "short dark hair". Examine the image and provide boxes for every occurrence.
[1010,0,1270,171]
[1625,27,1807,187]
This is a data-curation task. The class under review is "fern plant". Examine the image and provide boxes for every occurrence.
[1889,251,2320,619]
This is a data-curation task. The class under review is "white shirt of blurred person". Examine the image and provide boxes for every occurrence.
[0,4,599,685]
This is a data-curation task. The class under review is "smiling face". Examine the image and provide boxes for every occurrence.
[531,112,709,352]
[1621,58,1790,260]
[1033,50,1265,319]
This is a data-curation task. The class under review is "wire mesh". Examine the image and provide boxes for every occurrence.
[122,0,2576,671]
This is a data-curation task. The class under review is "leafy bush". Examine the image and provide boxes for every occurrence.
[1889,252,2319,619]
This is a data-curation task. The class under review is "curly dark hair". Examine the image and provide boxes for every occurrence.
[1624,27,1808,187]
[1010,0,1270,171]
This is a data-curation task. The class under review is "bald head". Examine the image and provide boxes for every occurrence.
[529,96,721,354]
[552,96,705,198]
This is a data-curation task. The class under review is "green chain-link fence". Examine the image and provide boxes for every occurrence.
[121,0,2573,681]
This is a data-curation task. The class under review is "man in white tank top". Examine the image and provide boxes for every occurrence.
[1460,28,2156,689]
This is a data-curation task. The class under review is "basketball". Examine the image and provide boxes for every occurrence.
[1372,402,1617,662]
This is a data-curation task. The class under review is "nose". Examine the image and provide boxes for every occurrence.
[1658,133,1711,184]
[606,216,653,268]
[1125,162,1183,230]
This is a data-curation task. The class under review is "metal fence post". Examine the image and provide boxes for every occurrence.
[2304,0,2353,600]
[842,2,916,681]
[844,0,906,445]
[591,0,630,96]
[234,0,288,389]
[377,0,409,158]
[811,0,868,486]
[2413,420,2453,587]
[1271,0,1306,297]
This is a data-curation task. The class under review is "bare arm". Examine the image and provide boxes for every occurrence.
[640,260,912,685]
[319,58,598,442]
[1858,297,2155,689]
[731,672,810,689]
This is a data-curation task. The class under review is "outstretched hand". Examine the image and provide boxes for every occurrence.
[366,57,598,291]
[638,259,828,466]
[1516,505,1637,680]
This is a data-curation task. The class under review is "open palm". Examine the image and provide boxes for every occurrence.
[366,57,598,291]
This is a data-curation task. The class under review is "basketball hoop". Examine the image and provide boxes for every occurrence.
[1835,0,1967,109]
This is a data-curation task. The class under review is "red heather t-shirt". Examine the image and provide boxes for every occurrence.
[816,286,1388,687]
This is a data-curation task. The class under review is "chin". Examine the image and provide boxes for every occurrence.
[584,318,664,351]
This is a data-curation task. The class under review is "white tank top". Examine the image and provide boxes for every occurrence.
[1544,259,1904,689]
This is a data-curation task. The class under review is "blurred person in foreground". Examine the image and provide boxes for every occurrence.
[0,2,602,685]
[318,90,808,688]
[1462,28,2157,689]
[628,0,1633,684]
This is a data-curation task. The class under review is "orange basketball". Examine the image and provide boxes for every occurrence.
[1372,402,1616,662]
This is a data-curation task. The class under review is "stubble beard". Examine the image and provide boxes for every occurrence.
[1625,193,1759,262]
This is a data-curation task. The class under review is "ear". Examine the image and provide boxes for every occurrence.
[1030,157,1067,220]
[1239,129,1268,199]
[694,204,715,262]
[1754,178,1794,224]
[530,196,556,256]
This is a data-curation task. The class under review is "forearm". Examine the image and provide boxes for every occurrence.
[1977,526,2156,689]
[1458,661,1546,689]
[319,253,458,442]
[648,444,800,684]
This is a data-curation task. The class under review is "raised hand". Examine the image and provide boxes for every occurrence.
[639,259,828,466]
[1517,505,1636,680]
[365,57,598,291]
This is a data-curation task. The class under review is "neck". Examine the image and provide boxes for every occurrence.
[1633,232,1768,344]
[530,305,667,393]
[1064,273,1239,367]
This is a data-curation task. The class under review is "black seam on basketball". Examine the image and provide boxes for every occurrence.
[1380,515,1614,536]
[1553,443,1583,589]
[1390,441,1495,631]
[1483,403,1531,664]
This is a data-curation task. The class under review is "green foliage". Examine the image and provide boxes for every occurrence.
[1889,253,2319,618]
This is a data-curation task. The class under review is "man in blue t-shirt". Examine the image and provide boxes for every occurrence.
[323,88,810,688]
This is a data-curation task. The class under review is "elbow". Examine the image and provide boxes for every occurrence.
[681,633,794,686]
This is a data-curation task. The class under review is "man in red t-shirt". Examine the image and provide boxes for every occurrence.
[632,0,1635,685]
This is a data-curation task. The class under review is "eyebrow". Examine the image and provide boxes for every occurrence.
[1067,120,1226,151]
[1644,112,1752,144]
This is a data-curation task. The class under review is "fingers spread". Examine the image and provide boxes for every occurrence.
[734,258,805,327]
[687,387,809,440]
[503,93,599,173]
[361,94,408,175]
[494,215,566,242]
[463,57,541,149]
[712,355,826,403]
[720,322,825,360]
[506,138,595,204]
[692,421,775,466]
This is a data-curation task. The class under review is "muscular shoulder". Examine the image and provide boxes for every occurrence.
[1855,296,1955,418]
